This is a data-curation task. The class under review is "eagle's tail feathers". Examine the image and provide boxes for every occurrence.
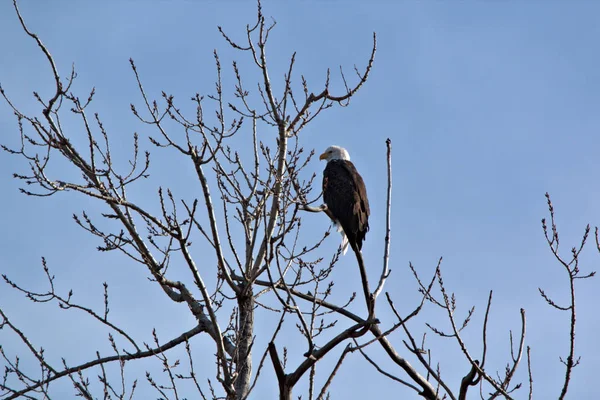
[340,234,349,255]
[334,221,349,256]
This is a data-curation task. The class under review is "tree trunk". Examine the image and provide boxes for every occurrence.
[279,383,292,400]
[235,287,254,399]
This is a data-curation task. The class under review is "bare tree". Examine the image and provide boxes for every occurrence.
[0,1,596,399]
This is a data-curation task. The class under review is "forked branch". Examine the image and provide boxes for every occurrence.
[541,193,595,399]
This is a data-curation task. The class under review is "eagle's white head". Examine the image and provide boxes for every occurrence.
[319,145,350,162]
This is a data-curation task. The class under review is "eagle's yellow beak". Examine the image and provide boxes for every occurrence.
[319,152,328,160]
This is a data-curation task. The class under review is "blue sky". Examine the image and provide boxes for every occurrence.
[1,1,599,399]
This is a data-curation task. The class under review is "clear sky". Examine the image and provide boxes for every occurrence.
[1,1,599,399]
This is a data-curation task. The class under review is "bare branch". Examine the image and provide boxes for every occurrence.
[373,138,392,300]
[541,193,595,400]
[1,322,206,400]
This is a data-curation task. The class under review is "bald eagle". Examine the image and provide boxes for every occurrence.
[319,145,370,255]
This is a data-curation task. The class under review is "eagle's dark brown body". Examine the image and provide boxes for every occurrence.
[323,159,370,252]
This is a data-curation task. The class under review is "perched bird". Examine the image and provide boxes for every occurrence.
[319,145,370,255]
